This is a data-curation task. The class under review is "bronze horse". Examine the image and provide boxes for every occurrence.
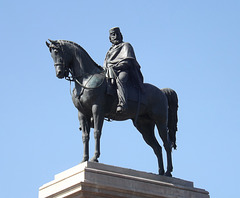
[46,39,178,176]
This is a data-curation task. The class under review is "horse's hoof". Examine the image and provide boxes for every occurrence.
[159,170,164,175]
[80,157,89,163]
[90,157,99,163]
[164,171,172,177]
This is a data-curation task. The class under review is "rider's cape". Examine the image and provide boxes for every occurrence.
[103,42,144,90]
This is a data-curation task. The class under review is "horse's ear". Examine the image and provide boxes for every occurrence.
[46,41,50,48]
[48,39,58,45]
[46,41,52,52]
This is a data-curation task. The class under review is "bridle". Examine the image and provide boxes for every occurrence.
[52,41,70,79]
[54,63,64,67]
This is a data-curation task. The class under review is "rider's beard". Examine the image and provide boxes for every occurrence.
[111,39,121,45]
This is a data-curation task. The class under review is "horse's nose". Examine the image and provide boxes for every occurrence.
[56,70,64,78]
[57,70,62,76]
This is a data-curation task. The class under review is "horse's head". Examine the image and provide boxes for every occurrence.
[46,39,70,79]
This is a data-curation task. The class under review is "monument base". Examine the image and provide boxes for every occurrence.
[39,162,209,198]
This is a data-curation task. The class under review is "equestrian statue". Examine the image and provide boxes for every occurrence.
[46,27,178,177]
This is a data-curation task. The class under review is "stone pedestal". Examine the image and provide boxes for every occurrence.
[39,162,209,198]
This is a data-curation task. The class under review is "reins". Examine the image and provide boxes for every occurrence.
[65,68,106,89]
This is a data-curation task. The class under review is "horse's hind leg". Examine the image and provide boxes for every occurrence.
[133,118,165,175]
[156,121,173,177]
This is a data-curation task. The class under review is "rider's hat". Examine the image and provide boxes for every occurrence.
[109,27,121,33]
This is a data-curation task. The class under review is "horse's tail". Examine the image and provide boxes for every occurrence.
[161,88,178,150]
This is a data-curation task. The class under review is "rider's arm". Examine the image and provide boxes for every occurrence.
[114,59,131,71]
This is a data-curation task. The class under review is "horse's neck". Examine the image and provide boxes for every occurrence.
[72,61,99,97]
[72,50,99,78]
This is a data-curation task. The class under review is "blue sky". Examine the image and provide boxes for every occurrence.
[0,0,239,197]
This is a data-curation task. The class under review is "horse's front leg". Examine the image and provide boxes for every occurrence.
[90,104,104,162]
[78,111,91,163]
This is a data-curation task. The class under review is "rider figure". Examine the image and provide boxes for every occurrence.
[103,27,144,113]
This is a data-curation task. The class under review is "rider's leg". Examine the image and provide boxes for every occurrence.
[116,71,128,112]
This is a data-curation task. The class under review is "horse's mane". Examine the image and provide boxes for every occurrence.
[60,40,102,70]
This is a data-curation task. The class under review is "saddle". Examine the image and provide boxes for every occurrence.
[106,78,147,105]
